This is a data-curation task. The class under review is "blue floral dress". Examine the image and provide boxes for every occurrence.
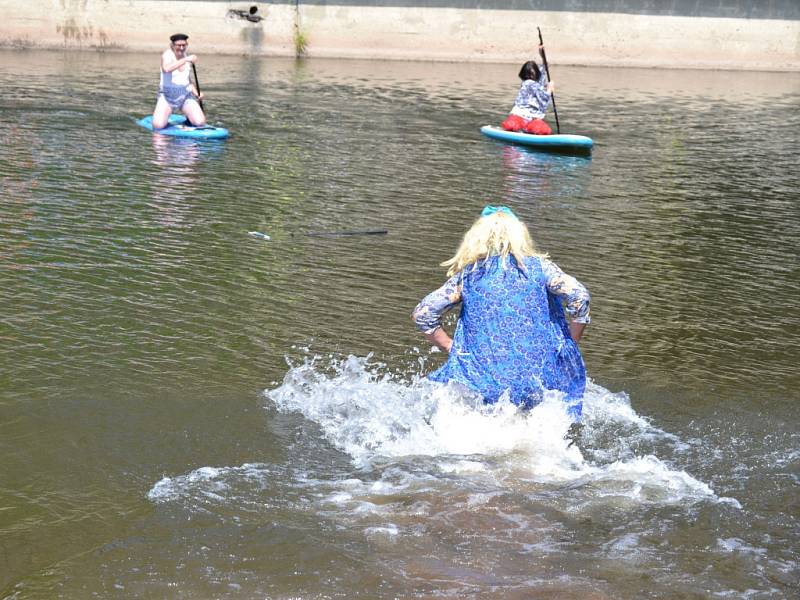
[412,255,590,418]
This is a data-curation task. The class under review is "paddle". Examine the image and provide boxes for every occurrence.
[537,27,560,134]
[250,230,389,240]
[301,230,388,237]
[191,63,205,112]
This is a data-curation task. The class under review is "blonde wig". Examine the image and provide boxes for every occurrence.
[441,211,546,277]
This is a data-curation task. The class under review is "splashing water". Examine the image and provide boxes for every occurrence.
[144,354,743,600]
[149,354,736,519]
[261,354,725,504]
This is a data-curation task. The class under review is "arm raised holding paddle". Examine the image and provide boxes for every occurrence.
[499,39,556,135]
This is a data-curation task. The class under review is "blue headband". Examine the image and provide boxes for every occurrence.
[481,205,517,220]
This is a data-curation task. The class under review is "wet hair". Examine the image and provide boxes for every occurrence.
[440,211,545,277]
[170,33,189,43]
[518,61,542,82]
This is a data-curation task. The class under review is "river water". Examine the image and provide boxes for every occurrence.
[1,51,798,599]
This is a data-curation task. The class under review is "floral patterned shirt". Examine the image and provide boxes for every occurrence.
[413,256,590,334]
[510,69,551,121]
[412,255,589,414]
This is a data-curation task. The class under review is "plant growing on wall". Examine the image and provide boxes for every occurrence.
[294,26,308,57]
[293,0,308,57]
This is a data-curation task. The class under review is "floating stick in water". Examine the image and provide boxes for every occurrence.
[302,230,388,237]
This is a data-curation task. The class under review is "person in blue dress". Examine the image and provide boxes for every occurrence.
[412,205,590,419]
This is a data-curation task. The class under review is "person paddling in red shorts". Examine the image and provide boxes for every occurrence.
[501,46,555,135]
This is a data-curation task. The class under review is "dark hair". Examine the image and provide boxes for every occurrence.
[170,33,189,43]
[518,61,542,82]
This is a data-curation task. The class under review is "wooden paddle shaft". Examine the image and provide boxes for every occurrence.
[191,63,204,111]
[537,27,560,134]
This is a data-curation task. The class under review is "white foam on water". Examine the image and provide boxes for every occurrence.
[716,537,767,555]
[570,455,721,506]
[364,524,399,537]
[325,491,354,504]
[262,354,729,507]
[146,354,734,512]
[147,463,269,504]
[148,466,226,503]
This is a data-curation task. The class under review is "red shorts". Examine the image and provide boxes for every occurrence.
[500,114,552,135]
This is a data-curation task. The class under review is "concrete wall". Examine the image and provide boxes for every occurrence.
[1,1,798,71]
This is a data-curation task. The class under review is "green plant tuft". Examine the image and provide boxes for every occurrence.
[293,27,308,57]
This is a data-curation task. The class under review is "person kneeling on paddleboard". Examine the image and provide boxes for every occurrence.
[501,46,555,135]
[152,33,206,129]
[412,205,590,419]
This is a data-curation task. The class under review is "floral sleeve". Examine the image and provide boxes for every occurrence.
[521,78,551,113]
[541,258,591,324]
[412,274,463,333]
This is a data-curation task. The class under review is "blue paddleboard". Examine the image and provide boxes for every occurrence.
[480,125,592,155]
[136,114,229,140]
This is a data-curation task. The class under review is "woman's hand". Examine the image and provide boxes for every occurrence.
[547,81,555,93]
[569,322,586,343]
[424,328,453,353]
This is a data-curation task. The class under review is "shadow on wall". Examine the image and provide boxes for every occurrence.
[229,5,265,50]
[56,18,92,45]
[55,19,122,50]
